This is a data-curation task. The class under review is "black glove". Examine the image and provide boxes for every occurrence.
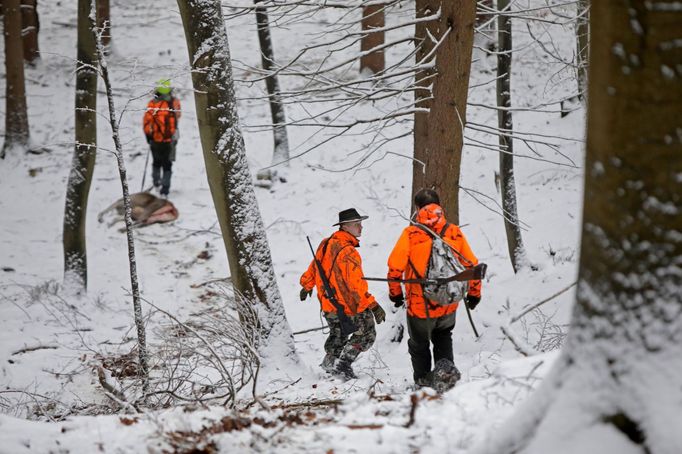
[465,294,480,310]
[370,304,386,324]
[389,294,404,308]
[146,134,152,144]
[299,287,312,301]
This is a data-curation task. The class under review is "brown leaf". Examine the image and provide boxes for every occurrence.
[119,416,139,426]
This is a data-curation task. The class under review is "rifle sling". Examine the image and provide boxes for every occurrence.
[319,238,351,315]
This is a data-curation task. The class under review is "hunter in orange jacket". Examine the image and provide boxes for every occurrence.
[142,79,181,197]
[300,208,386,380]
[387,189,482,388]
[387,203,482,318]
[301,229,377,316]
[143,96,181,143]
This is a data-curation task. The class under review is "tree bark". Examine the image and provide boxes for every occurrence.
[412,0,476,223]
[360,3,385,75]
[96,0,111,49]
[177,0,297,359]
[63,0,98,291]
[575,0,589,99]
[476,1,682,452]
[2,0,30,158]
[254,0,289,179]
[20,0,39,63]
[91,6,149,390]
[497,0,526,272]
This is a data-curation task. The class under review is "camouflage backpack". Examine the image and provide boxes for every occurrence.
[418,223,468,306]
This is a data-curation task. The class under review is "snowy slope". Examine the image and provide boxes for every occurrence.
[0,0,584,452]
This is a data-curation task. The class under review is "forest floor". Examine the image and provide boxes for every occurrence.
[0,0,585,452]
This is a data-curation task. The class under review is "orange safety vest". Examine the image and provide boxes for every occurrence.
[143,97,181,143]
[387,203,482,319]
[300,230,377,316]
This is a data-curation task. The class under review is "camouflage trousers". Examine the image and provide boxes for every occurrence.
[323,309,376,364]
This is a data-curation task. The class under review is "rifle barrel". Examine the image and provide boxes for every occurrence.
[363,263,487,284]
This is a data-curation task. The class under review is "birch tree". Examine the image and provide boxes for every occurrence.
[2,0,30,158]
[476,1,682,452]
[63,0,98,290]
[411,0,477,223]
[177,0,296,360]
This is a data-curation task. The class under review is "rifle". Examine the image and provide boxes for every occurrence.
[363,263,487,285]
[364,262,486,339]
[306,236,358,337]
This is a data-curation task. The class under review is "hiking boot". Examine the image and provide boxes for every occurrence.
[415,373,433,389]
[333,359,357,380]
[430,359,461,393]
[320,354,337,374]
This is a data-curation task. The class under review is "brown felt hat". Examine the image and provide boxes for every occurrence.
[333,208,369,226]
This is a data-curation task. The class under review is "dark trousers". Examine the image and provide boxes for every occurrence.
[406,311,456,382]
[324,310,376,364]
[150,141,173,194]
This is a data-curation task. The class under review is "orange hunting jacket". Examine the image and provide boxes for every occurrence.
[387,203,482,319]
[300,230,377,316]
[143,96,181,143]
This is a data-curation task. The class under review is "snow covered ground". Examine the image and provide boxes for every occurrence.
[1,1,585,452]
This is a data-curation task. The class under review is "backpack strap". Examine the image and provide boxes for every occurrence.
[435,222,475,267]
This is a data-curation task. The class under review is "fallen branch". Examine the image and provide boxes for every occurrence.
[510,282,576,324]
[190,277,231,289]
[292,326,326,335]
[500,324,538,357]
[347,424,384,429]
[11,344,58,356]
[96,366,126,402]
[404,394,419,428]
[271,398,343,410]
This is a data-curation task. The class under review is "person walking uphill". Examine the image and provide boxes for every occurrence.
[143,79,181,197]
[300,208,386,380]
[387,189,482,391]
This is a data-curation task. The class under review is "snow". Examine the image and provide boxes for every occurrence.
[0,0,597,452]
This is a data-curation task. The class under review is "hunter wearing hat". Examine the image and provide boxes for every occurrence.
[143,79,181,197]
[300,208,386,380]
[387,189,482,390]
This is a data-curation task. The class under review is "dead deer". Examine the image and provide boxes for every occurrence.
[98,192,178,227]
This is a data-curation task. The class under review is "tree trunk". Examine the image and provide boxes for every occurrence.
[177,0,297,359]
[96,0,111,49]
[477,1,682,452]
[63,0,98,291]
[497,0,526,272]
[91,6,149,390]
[20,0,39,63]
[2,0,30,158]
[254,0,289,181]
[575,0,589,100]
[360,3,385,75]
[412,0,476,224]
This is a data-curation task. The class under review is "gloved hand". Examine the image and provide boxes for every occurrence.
[370,304,386,324]
[389,294,404,308]
[145,134,152,144]
[172,130,180,143]
[465,294,480,310]
[299,287,312,301]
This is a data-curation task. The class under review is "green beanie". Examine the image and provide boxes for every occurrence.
[155,79,171,95]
